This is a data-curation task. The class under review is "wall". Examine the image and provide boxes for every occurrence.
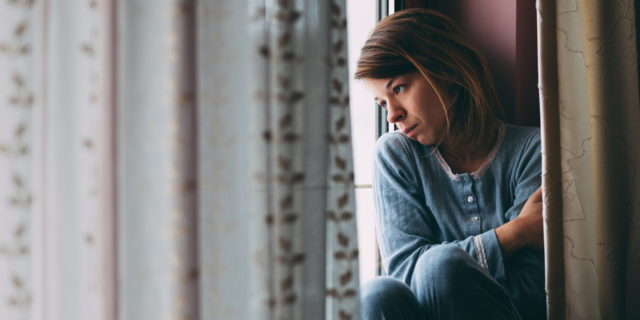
[423,0,540,126]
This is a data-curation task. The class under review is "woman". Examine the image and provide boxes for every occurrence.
[356,9,545,320]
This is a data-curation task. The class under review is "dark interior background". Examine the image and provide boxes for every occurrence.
[398,0,540,127]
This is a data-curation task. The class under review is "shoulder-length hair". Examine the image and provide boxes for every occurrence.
[355,8,503,150]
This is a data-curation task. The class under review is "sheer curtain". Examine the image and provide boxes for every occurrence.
[0,0,360,319]
[537,0,640,319]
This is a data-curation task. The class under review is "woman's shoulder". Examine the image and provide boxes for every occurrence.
[503,123,541,150]
[374,131,431,168]
[375,131,430,157]
[375,132,410,163]
[498,123,542,174]
[376,131,407,148]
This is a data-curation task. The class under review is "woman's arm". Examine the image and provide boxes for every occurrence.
[495,186,543,257]
[373,133,506,285]
[494,127,544,257]
[374,127,543,286]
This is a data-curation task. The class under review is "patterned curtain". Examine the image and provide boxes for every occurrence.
[0,0,360,319]
[245,0,360,318]
[1,1,117,319]
[0,1,41,319]
[537,0,640,319]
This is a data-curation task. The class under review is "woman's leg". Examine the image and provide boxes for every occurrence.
[410,245,522,320]
[360,276,425,320]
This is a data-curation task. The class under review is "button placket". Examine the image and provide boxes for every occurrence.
[463,176,481,234]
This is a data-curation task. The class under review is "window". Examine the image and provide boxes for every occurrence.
[347,0,396,286]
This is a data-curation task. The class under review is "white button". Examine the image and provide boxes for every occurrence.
[471,216,479,222]
[467,196,474,203]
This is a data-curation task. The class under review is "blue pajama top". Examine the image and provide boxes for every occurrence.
[373,123,545,318]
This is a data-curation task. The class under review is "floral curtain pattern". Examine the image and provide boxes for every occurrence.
[1,0,117,319]
[0,1,38,318]
[0,0,360,319]
[247,0,359,318]
[537,0,640,318]
[42,1,116,318]
[117,0,199,319]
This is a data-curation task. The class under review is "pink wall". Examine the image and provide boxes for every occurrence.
[426,0,539,126]
[515,0,540,126]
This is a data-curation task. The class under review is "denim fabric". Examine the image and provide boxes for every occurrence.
[361,246,522,320]
[368,123,545,320]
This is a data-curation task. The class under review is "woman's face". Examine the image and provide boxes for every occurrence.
[364,72,448,146]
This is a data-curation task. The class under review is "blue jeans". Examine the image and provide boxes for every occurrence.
[361,246,522,319]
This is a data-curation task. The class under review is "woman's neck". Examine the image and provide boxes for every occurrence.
[439,131,497,174]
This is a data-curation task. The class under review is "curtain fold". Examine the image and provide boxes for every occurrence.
[0,0,359,319]
[245,0,360,318]
[0,1,40,319]
[117,1,199,319]
[43,1,116,319]
[197,0,253,317]
[537,0,640,319]
[1,0,118,319]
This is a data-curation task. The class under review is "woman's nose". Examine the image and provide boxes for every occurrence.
[386,101,405,123]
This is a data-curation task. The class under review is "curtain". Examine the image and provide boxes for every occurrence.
[0,1,116,319]
[0,0,360,319]
[537,0,640,319]
[0,1,42,319]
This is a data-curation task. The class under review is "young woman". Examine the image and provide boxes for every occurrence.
[356,9,545,320]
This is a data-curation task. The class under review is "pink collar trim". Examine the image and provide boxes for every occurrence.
[433,122,506,181]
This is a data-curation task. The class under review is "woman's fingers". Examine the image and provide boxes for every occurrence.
[528,186,543,203]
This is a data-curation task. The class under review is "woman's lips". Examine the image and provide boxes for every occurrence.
[403,124,418,138]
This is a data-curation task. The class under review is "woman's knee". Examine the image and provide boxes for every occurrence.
[415,245,472,274]
[410,246,520,319]
[411,245,477,293]
[361,277,411,305]
[361,277,422,319]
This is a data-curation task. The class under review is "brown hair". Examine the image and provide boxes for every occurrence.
[355,8,503,150]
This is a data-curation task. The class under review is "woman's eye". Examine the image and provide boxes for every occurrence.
[393,85,405,94]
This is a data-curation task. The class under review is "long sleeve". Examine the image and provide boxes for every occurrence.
[372,125,543,290]
[372,133,507,285]
[372,125,545,319]
[501,129,546,319]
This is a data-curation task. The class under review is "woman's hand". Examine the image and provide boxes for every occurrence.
[495,187,543,256]
[515,187,544,250]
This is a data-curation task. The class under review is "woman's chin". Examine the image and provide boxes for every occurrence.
[415,135,437,146]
